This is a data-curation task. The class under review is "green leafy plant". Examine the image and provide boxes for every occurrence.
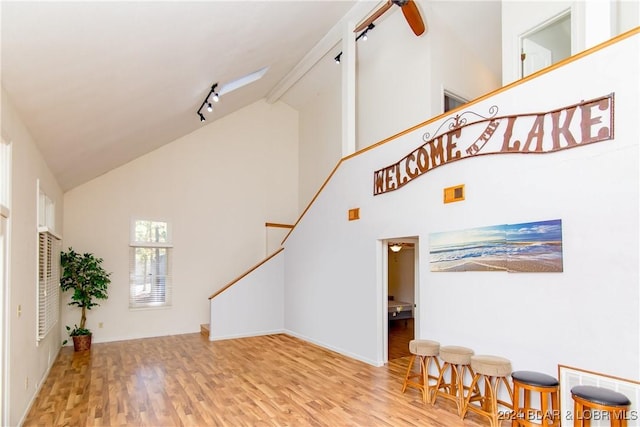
[63,325,92,345]
[60,248,111,344]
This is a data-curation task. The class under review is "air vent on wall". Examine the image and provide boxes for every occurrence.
[444,184,465,204]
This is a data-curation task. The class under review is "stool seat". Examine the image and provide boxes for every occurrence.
[512,371,559,387]
[462,355,513,427]
[439,346,474,365]
[512,371,560,427]
[432,345,478,416]
[571,385,631,427]
[571,385,631,407]
[471,355,512,377]
[410,339,440,356]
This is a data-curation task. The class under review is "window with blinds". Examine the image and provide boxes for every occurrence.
[129,219,172,309]
[38,229,61,340]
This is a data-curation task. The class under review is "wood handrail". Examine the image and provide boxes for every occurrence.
[208,247,285,300]
[265,222,294,229]
[281,27,640,245]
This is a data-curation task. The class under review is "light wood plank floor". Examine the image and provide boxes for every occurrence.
[23,333,490,426]
[388,318,414,361]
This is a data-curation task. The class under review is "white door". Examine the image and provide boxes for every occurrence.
[522,37,552,77]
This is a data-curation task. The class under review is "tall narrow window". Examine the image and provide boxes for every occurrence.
[37,230,61,340]
[129,219,172,308]
[37,180,60,341]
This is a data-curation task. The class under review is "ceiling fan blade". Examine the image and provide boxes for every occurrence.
[354,0,392,33]
[401,0,425,36]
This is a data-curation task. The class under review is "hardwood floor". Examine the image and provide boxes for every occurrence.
[23,333,489,426]
[388,318,414,361]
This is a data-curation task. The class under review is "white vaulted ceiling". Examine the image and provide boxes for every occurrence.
[1,1,357,190]
[1,1,501,191]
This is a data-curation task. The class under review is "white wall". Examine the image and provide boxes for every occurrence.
[1,88,64,426]
[210,250,284,340]
[617,0,640,34]
[62,99,299,343]
[357,0,500,152]
[282,47,343,213]
[502,1,573,85]
[284,0,501,213]
[283,33,639,379]
[501,0,640,85]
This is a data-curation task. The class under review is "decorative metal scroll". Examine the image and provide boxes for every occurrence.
[422,105,499,142]
[373,93,614,196]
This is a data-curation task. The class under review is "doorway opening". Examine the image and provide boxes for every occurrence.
[520,10,571,78]
[384,237,419,363]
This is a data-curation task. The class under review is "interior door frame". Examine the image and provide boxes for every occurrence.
[519,8,572,78]
[379,236,420,365]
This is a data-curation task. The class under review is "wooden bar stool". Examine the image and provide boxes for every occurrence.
[571,385,631,427]
[431,345,481,415]
[402,339,441,403]
[511,370,560,427]
[461,355,514,427]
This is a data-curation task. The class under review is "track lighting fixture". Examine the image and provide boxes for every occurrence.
[196,83,220,123]
[355,23,374,42]
[334,23,375,65]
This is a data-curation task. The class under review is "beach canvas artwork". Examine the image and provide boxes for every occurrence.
[429,225,508,272]
[505,219,563,272]
[429,219,563,273]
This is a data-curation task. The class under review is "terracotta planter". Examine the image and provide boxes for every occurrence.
[72,334,92,352]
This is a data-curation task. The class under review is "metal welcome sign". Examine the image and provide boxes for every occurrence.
[373,93,614,195]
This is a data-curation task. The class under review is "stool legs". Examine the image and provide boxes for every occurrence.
[402,354,441,403]
[432,361,461,413]
[513,382,559,426]
[462,373,513,427]
[432,362,481,416]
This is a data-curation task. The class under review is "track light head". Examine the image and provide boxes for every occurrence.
[334,52,342,64]
[356,23,376,42]
[210,83,220,103]
[199,113,206,122]
[207,103,213,113]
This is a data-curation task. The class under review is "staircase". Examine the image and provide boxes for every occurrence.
[200,323,209,337]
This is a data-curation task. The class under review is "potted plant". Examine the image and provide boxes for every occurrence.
[60,247,111,351]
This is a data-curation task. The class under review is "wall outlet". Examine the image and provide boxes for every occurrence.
[17,304,21,317]
[98,322,103,328]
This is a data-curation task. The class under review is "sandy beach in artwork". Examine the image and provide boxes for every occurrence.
[431,258,508,272]
[431,256,562,273]
[506,258,563,272]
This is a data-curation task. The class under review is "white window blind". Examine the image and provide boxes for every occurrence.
[129,220,172,308]
[38,229,61,340]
